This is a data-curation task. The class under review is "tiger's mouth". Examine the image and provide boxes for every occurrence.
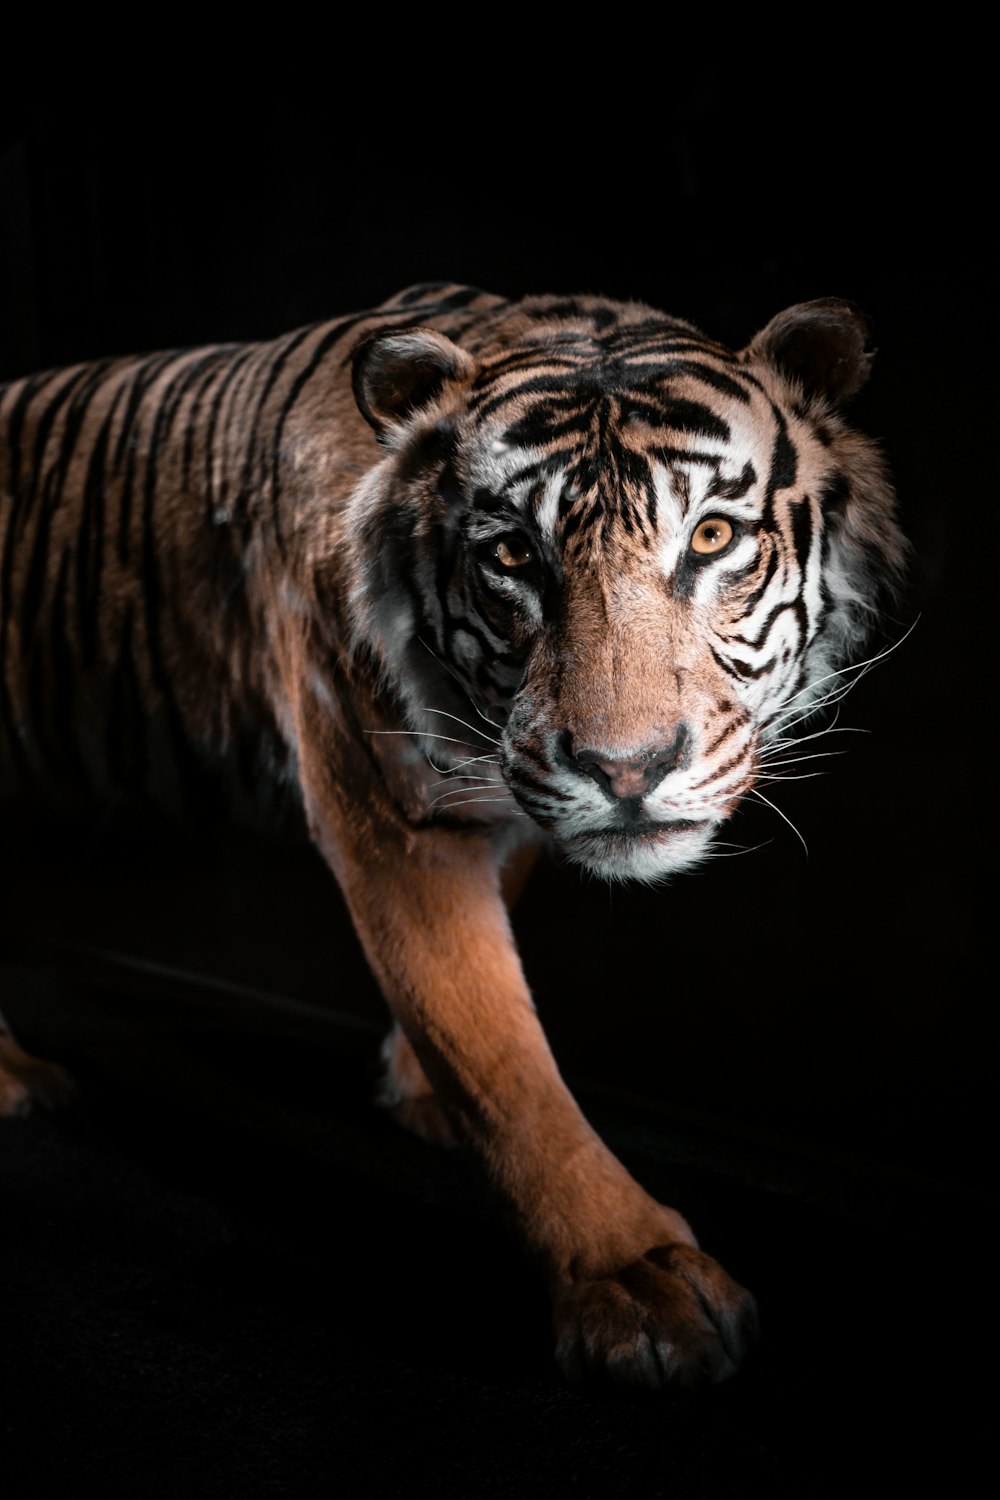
[562,818,708,851]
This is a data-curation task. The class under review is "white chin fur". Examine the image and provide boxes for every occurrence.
[555,822,717,886]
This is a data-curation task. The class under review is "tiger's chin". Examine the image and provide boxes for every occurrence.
[556,820,717,886]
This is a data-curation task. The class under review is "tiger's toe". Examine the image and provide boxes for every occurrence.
[553,1243,758,1391]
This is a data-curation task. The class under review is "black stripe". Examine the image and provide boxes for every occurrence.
[720,597,803,664]
[212,351,266,520]
[505,764,573,803]
[200,347,259,520]
[77,379,129,666]
[741,543,780,614]
[472,486,505,513]
[650,444,734,470]
[708,461,756,501]
[237,326,317,514]
[819,471,851,512]
[761,404,797,530]
[395,283,489,314]
[790,494,814,574]
[559,495,600,547]
[691,746,747,791]
[17,366,114,658]
[270,320,363,553]
[655,359,753,402]
[35,361,118,524]
[137,372,225,811]
[114,352,185,564]
[710,644,758,682]
[0,373,65,790]
[181,351,234,494]
[702,716,741,759]
[18,366,96,538]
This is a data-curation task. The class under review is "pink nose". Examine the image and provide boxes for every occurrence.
[570,727,690,800]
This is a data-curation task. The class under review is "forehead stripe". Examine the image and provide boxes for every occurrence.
[761,406,798,528]
[707,461,757,501]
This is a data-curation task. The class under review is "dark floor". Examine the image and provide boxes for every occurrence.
[0,800,992,1500]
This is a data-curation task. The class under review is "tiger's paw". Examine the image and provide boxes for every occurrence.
[552,1243,758,1390]
[0,1034,77,1118]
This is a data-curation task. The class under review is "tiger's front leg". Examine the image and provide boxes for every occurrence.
[377,834,543,1151]
[297,717,757,1390]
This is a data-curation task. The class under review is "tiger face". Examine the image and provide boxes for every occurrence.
[347,295,902,884]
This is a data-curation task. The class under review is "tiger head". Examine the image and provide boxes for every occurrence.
[345,293,906,883]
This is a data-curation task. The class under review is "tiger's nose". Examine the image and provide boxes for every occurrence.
[568,725,690,799]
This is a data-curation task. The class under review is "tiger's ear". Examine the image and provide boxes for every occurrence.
[745,298,875,404]
[352,326,479,438]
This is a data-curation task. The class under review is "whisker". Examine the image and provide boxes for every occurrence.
[426,779,504,809]
[755,771,825,784]
[365,728,486,752]
[765,702,848,746]
[748,788,809,858]
[421,706,502,747]
[771,616,920,730]
[425,780,497,804]
[417,638,506,736]
[700,838,774,860]
[431,796,524,814]
[761,726,865,757]
[756,749,845,770]
[435,752,503,778]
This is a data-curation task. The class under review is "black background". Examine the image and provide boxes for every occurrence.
[1,74,993,1499]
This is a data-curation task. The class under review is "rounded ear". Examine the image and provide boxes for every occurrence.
[351,326,479,437]
[744,298,876,404]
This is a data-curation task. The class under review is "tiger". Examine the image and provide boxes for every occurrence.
[0,281,906,1389]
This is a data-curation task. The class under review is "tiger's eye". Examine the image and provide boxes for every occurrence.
[690,518,734,556]
[496,537,534,568]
